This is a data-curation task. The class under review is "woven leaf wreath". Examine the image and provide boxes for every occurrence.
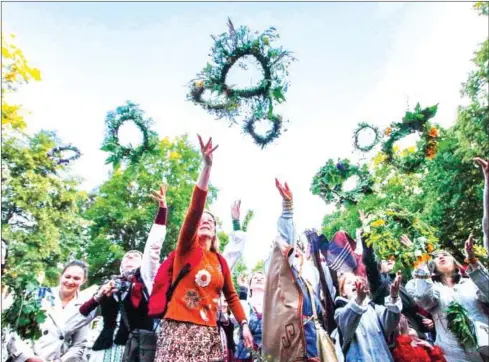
[353,122,382,152]
[101,101,159,169]
[381,103,439,173]
[311,158,374,207]
[188,19,295,148]
[47,145,81,165]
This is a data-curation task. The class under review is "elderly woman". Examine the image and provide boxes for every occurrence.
[406,235,489,362]
[7,260,90,362]
[151,135,252,362]
[70,183,169,362]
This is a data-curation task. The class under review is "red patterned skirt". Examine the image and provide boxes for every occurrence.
[155,319,223,362]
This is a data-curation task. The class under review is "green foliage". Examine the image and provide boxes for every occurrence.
[242,209,255,232]
[446,301,478,350]
[188,19,295,147]
[101,101,159,169]
[316,6,489,269]
[382,103,440,173]
[252,259,265,273]
[2,34,41,131]
[311,158,373,207]
[85,135,217,283]
[1,130,88,339]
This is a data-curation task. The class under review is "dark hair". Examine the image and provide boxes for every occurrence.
[428,252,462,284]
[62,260,89,280]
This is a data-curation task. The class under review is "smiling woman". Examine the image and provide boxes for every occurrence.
[6,260,91,362]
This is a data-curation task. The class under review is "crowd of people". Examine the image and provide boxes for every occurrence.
[1,136,488,362]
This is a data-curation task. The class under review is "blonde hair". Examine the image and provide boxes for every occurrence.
[203,211,220,252]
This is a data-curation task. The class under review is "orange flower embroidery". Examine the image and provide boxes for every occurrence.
[183,289,201,309]
[426,243,434,253]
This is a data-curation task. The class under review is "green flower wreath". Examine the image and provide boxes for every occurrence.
[188,19,295,148]
[311,158,373,207]
[362,207,439,277]
[381,103,439,172]
[47,145,81,165]
[101,101,158,169]
[353,122,382,152]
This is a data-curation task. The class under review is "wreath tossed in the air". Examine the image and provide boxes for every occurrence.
[101,101,158,169]
[353,122,382,153]
[381,103,439,172]
[361,207,439,277]
[188,19,295,148]
[47,145,81,165]
[310,158,374,207]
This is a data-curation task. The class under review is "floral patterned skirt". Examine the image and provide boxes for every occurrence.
[155,319,223,362]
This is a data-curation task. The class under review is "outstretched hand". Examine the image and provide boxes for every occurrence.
[198,134,219,166]
[231,200,241,220]
[150,183,168,208]
[275,178,292,201]
[354,278,369,305]
[390,272,402,298]
[400,234,414,248]
[474,157,489,179]
[464,233,475,260]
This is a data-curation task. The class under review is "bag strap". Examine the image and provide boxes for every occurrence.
[118,297,131,332]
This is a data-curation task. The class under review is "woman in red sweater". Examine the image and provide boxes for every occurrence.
[154,135,253,362]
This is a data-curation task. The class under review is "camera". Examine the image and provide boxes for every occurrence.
[111,275,132,294]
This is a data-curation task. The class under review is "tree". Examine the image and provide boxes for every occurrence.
[1,130,88,339]
[84,135,218,283]
[2,34,41,131]
[316,4,489,266]
[252,259,265,273]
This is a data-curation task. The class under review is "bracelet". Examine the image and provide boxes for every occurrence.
[240,320,248,328]
[464,256,478,264]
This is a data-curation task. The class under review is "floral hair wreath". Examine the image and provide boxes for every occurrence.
[47,145,81,165]
[381,103,440,173]
[310,158,374,207]
[188,18,295,148]
[100,101,158,169]
[353,122,382,153]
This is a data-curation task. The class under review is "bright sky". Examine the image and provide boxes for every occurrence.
[3,2,487,269]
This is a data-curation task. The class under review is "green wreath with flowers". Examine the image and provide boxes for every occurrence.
[101,101,158,169]
[311,158,374,207]
[353,122,382,152]
[361,207,439,277]
[381,103,440,173]
[188,19,295,147]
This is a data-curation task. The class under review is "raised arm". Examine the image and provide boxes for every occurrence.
[222,200,247,271]
[375,273,403,337]
[275,179,295,246]
[176,135,217,255]
[141,183,168,294]
[474,157,489,254]
[264,179,295,274]
[464,233,489,303]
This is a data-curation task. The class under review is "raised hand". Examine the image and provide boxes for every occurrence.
[400,234,414,248]
[275,178,292,201]
[231,200,241,220]
[198,134,219,166]
[237,274,248,288]
[474,157,489,179]
[359,209,366,223]
[464,233,476,260]
[390,272,402,298]
[355,278,369,305]
[150,183,168,208]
